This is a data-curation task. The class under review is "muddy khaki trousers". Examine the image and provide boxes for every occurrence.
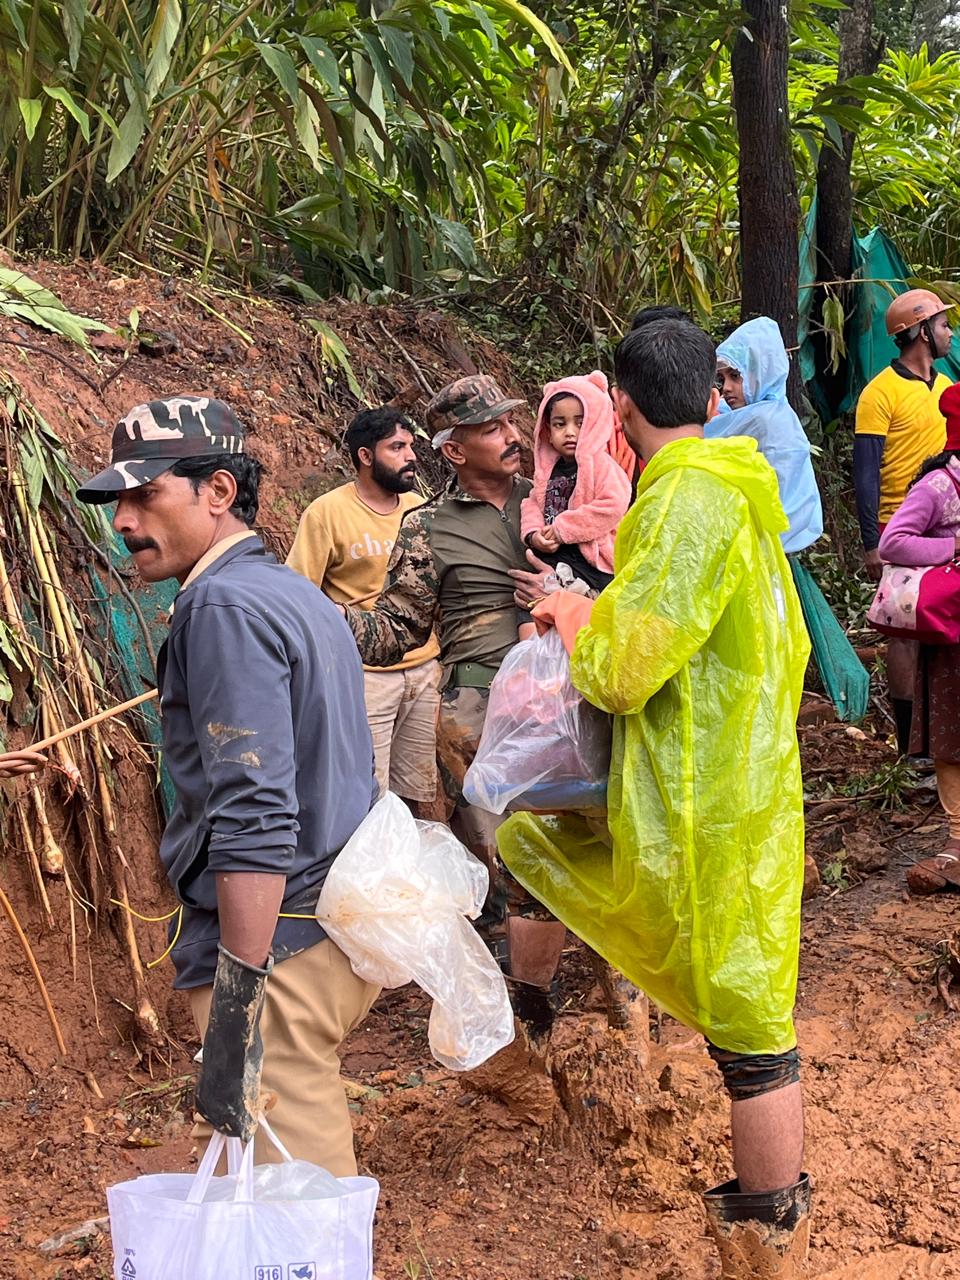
[189,938,380,1176]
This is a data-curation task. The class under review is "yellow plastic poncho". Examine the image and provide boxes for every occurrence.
[498,436,810,1054]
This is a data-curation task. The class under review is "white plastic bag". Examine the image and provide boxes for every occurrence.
[107,1117,378,1280]
[317,792,514,1071]
[462,629,611,815]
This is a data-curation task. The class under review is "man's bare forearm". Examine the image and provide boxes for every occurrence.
[216,871,285,967]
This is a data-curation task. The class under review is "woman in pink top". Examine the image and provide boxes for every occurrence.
[879,380,960,894]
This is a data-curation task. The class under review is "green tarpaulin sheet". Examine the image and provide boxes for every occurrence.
[799,196,960,418]
[87,549,176,818]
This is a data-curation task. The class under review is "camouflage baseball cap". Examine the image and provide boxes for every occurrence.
[75,395,246,504]
[426,375,525,445]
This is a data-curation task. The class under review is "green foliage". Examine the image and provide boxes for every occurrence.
[840,758,921,808]
[0,0,569,292]
[0,1,957,323]
[820,852,851,891]
[0,265,108,348]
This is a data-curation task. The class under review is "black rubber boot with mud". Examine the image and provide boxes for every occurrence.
[703,1173,811,1278]
[505,916,567,1042]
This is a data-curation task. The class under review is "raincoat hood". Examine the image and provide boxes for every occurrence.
[707,319,823,555]
[534,371,615,469]
[717,316,788,406]
[638,435,788,540]
[520,369,631,576]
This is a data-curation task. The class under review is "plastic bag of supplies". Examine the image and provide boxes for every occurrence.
[107,1116,378,1280]
[316,792,514,1070]
[462,628,611,815]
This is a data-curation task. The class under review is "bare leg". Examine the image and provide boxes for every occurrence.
[730,1081,804,1192]
[886,637,916,701]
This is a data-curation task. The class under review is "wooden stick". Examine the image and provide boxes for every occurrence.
[0,883,67,1055]
[26,689,158,753]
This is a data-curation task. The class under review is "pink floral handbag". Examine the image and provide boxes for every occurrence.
[867,470,960,644]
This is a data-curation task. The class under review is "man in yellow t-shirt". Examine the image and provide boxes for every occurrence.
[287,407,441,804]
[854,288,955,752]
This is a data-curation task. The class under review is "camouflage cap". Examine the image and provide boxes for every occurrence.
[75,395,246,504]
[426,375,525,445]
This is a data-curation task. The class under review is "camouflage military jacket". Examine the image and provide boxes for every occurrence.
[347,474,532,670]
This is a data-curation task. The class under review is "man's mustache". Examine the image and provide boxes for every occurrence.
[500,445,521,461]
[123,536,159,554]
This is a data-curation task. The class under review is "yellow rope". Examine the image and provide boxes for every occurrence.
[109,899,318,969]
[109,898,179,923]
[146,905,183,969]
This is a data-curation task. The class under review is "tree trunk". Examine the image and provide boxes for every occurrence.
[814,0,883,415]
[732,0,802,405]
[815,0,883,285]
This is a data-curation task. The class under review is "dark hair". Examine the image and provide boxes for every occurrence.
[614,318,716,428]
[913,449,960,485]
[630,304,693,331]
[170,453,263,526]
[344,407,413,468]
[542,390,582,421]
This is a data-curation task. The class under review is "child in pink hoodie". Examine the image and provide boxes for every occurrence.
[521,370,633,593]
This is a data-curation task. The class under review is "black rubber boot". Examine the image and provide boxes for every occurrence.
[195,945,272,1142]
[703,1173,811,1278]
[505,916,566,1042]
[892,697,913,757]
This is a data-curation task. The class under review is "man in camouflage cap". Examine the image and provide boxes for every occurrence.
[426,373,525,447]
[76,395,381,1173]
[75,395,245,506]
[335,373,571,1025]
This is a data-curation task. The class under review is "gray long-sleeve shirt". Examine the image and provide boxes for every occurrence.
[157,538,377,988]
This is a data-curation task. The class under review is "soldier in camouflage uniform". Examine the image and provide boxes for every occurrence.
[339,375,576,1023]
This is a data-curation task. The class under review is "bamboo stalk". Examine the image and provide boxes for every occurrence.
[0,521,84,793]
[61,859,79,983]
[30,785,64,876]
[39,688,84,797]
[26,690,158,753]
[15,801,54,929]
[111,861,164,1050]
[5,425,164,1050]
[0,883,67,1056]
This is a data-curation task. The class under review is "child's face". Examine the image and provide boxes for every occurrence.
[717,365,746,409]
[547,396,583,457]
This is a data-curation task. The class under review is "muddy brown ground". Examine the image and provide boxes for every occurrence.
[0,262,958,1278]
[2,723,958,1280]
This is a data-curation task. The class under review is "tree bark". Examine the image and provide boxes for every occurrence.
[732,0,802,403]
[814,0,883,415]
[815,0,883,285]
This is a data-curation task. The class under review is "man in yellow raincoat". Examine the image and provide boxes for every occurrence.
[502,317,811,1277]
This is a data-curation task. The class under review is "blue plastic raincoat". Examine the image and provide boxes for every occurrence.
[498,436,810,1054]
[708,316,824,555]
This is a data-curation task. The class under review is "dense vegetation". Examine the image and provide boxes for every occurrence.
[0,2,958,333]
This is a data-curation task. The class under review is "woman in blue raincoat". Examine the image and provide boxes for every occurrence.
[709,316,823,553]
[710,316,869,723]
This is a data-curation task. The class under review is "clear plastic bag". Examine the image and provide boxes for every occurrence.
[462,628,611,815]
[316,792,514,1070]
[107,1119,378,1279]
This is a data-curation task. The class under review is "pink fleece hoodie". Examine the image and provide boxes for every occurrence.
[520,370,632,574]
